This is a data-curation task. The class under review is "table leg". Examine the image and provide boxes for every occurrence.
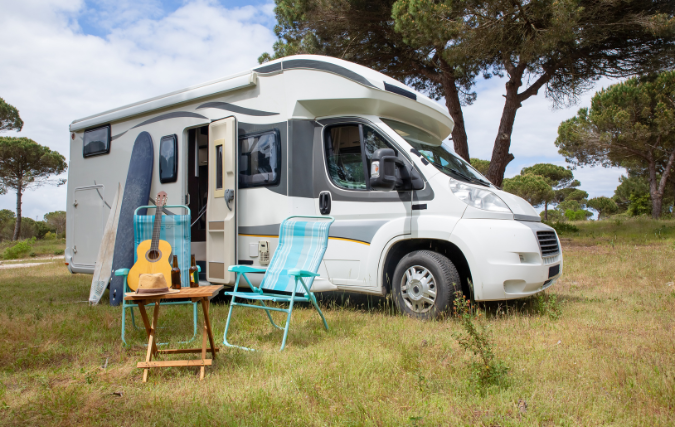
[199,316,208,381]
[137,302,158,357]
[142,302,161,383]
[201,299,217,359]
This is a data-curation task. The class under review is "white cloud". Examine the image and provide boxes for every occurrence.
[0,0,276,220]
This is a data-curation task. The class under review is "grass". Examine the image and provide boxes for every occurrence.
[0,239,66,259]
[555,216,675,246]
[0,226,674,426]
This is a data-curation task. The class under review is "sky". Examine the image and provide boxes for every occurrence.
[0,0,625,221]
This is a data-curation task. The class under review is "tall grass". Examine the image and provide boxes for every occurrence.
[0,231,674,425]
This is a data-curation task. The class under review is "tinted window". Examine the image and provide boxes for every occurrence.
[238,130,281,188]
[324,125,366,190]
[216,145,223,189]
[159,134,177,183]
[83,125,110,157]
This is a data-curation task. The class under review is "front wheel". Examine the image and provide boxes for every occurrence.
[392,250,461,319]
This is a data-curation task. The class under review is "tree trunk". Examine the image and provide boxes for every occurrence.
[12,182,23,241]
[544,202,548,220]
[650,147,675,219]
[439,62,470,162]
[486,87,519,187]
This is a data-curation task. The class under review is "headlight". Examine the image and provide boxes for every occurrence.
[448,179,511,213]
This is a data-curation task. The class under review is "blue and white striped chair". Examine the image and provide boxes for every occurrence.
[223,215,334,351]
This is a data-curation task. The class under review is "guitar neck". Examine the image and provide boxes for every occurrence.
[150,204,164,252]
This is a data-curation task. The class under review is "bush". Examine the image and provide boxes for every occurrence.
[543,221,579,234]
[43,231,56,240]
[54,249,64,255]
[3,237,36,260]
[29,252,36,257]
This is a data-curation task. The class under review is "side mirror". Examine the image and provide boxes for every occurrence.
[370,148,403,191]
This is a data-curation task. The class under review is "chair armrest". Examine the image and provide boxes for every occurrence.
[114,268,129,277]
[197,265,201,273]
[288,269,320,278]
[228,265,267,274]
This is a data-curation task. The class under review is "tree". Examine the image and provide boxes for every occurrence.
[556,71,675,219]
[470,158,490,176]
[502,174,554,207]
[521,163,574,220]
[557,199,592,221]
[0,137,67,240]
[262,0,477,161]
[0,98,23,132]
[587,196,618,219]
[44,211,66,236]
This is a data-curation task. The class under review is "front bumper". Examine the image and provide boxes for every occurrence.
[450,219,563,301]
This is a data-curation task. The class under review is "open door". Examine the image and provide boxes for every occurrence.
[206,117,237,284]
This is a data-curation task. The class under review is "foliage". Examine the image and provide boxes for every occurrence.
[43,231,56,241]
[263,0,675,186]
[453,292,509,393]
[556,71,675,218]
[542,220,579,234]
[628,193,653,217]
[0,137,67,240]
[587,197,619,219]
[565,209,591,221]
[3,237,35,260]
[469,158,490,176]
[0,97,23,132]
[540,209,564,222]
[503,174,554,207]
[44,211,66,235]
[613,173,651,213]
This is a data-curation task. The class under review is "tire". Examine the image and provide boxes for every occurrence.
[392,250,461,319]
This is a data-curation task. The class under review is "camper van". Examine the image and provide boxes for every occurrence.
[66,55,562,318]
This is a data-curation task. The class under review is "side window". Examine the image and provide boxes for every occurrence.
[363,125,395,175]
[238,130,281,188]
[159,134,178,183]
[83,125,111,157]
[325,125,366,190]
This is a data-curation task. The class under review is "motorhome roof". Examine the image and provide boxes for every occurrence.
[70,55,453,136]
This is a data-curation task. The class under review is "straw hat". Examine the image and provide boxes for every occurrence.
[126,273,179,296]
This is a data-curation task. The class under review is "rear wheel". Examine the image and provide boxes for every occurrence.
[392,250,461,319]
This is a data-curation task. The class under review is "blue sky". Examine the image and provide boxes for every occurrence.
[0,0,624,220]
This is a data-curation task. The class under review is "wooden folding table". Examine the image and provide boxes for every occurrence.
[124,285,224,382]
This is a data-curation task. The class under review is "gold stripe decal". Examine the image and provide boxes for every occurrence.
[238,234,370,245]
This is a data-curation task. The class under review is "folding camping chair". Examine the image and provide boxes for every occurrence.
[223,215,335,351]
[115,205,200,345]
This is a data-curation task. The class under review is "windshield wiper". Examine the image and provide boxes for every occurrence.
[427,160,490,187]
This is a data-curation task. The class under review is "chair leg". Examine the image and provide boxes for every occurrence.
[280,299,296,352]
[222,296,255,352]
[260,301,284,330]
[121,304,128,345]
[309,293,329,331]
[130,306,141,330]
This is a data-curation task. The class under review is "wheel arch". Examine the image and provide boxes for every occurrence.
[381,238,472,297]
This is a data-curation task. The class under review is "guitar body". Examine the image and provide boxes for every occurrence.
[127,239,173,291]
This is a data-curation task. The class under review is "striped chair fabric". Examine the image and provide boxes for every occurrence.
[260,217,332,294]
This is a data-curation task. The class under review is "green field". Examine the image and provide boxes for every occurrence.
[0,221,673,426]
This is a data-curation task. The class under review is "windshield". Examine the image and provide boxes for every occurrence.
[380,119,491,186]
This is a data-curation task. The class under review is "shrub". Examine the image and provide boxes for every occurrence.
[29,252,36,257]
[43,231,56,240]
[3,237,36,260]
[453,292,509,393]
[543,221,579,234]
[54,249,64,255]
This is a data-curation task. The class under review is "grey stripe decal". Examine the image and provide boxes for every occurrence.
[239,219,388,244]
[514,214,541,222]
[384,82,417,100]
[197,102,279,116]
[282,59,376,88]
[131,111,208,129]
[111,131,127,141]
[254,62,282,74]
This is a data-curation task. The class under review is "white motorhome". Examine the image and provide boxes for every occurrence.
[66,55,562,318]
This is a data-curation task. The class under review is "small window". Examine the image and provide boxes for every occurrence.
[216,145,223,189]
[238,130,281,188]
[83,125,110,157]
[159,134,178,183]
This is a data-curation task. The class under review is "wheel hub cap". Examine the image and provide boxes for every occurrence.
[400,265,437,313]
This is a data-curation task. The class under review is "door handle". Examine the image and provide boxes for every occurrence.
[319,192,331,215]
[224,189,234,211]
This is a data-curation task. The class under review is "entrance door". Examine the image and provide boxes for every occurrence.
[318,122,412,288]
[206,117,237,284]
[72,185,106,268]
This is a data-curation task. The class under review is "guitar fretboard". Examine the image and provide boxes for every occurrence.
[150,203,164,255]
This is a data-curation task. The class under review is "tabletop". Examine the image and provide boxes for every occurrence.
[124,285,224,301]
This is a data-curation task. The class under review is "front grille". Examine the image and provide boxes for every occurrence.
[537,231,560,256]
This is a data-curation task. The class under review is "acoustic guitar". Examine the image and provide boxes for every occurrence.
[127,192,173,291]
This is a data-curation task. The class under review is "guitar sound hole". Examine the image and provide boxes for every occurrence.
[147,250,161,261]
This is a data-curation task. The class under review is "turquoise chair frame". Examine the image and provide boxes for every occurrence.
[116,205,199,346]
[223,215,335,351]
